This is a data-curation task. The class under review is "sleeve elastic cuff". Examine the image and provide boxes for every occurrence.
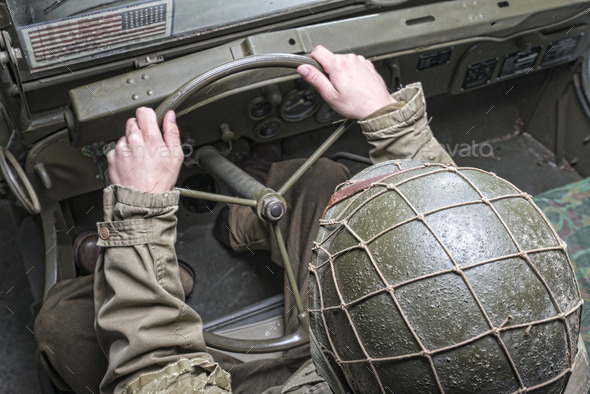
[361,101,407,121]
[103,185,180,209]
[358,82,426,134]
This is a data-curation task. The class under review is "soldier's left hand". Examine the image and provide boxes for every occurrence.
[107,107,183,194]
[297,45,396,120]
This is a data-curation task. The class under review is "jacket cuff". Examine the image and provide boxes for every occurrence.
[102,185,180,221]
[361,101,406,121]
[103,185,179,209]
[358,82,426,135]
[96,219,153,247]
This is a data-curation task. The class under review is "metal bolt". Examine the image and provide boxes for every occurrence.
[132,94,139,100]
[264,200,285,221]
[220,123,235,142]
[270,205,283,218]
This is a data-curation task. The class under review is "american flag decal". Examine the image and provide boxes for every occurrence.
[20,0,172,69]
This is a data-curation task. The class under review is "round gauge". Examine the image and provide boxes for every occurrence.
[281,87,321,122]
[248,97,273,120]
[316,102,337,123]
[256,117,282,139]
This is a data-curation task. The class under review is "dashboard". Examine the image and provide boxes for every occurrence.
[7,0,590,203]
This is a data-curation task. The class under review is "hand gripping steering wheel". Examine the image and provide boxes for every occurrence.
[154,54,353,353]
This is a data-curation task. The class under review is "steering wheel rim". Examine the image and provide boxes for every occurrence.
[155,54,323,125]
[0,147,41,215]
[155,54,354,353]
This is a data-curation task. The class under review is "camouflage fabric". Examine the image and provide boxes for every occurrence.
[534,177,590,355]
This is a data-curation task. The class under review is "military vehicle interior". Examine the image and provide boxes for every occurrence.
[2,0,590,391]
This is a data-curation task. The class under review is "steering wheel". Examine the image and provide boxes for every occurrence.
[154,54,353,353]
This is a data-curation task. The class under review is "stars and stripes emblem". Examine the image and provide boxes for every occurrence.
[20,0,172,68]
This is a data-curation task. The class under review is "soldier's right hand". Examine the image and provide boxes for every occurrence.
[297,45,396,120]
[107,107,183,194]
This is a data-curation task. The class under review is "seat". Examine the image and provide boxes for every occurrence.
[534,177,590,355]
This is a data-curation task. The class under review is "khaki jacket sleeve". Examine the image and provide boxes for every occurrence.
[358,82,455,166]
[93,185,231,394]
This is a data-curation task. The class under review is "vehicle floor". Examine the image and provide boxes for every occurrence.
[1,125,584,393]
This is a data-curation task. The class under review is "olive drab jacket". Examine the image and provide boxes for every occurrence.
[93,82,454,393]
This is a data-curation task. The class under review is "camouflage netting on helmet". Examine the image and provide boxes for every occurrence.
[309,160,583,394]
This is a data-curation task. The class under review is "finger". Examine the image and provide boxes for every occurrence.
[310,45,337,72]
[125,117,139,139]
[104,140,118,160]
[363,58,377,73]
[115,135,131,158]
[125,120,143,148]
[106,146,116,162]
[297,64,338,101]
[135,107,162,142]
[162,110,180,148]
[106,149,116,162]
[107,136,126,180]
[115,135,127,151]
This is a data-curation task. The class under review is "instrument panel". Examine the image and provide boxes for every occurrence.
[175,76,343,150]
[247,82,336,139]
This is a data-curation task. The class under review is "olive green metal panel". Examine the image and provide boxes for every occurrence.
[24,130,105,201]
[68,0,590,147]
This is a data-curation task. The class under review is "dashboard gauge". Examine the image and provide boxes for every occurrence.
[256,117,282,139]
[315,102,337,123]
[280,87,321,122]
[248,97,273,120]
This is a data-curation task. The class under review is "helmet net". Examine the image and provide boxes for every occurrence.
[309,162,582,393]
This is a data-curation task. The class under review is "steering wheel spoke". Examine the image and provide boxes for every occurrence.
[277,118,354,197]
[176,186,257,207]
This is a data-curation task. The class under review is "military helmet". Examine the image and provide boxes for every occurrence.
[309,160,582,393]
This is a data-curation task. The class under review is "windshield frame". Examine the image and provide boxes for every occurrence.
[7,0,363,77]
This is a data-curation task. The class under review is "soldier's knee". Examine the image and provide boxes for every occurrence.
[34,275,103,392]
[34,278,81,349]
[35,277,93,391]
